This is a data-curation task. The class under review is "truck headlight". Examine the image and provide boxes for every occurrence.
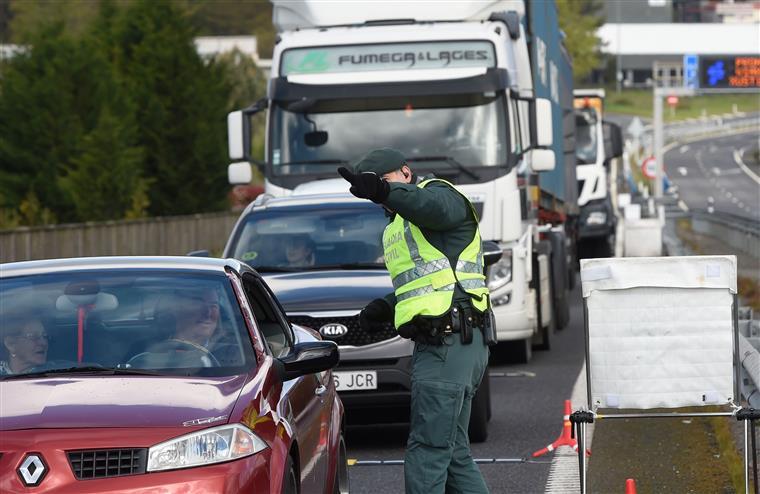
[147,424,268,472]
[586,211,607,225]
[486,250,513,291]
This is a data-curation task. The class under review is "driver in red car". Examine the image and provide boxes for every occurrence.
[129,287,225,369]
[169,287,221,349]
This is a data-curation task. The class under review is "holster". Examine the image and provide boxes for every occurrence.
[481,309,498,346]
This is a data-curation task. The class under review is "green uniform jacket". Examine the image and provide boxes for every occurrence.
[382,176,478,312]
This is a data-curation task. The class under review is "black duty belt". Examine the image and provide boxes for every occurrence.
[402,305,488,346]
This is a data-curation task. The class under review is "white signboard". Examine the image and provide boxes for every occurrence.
[281,41,496,76]
[581,256,737,411]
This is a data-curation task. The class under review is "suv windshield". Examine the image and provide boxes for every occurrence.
[231,206,388,271]
[0,270,254,379]
[270,92,508,177]
[575,107,599,165]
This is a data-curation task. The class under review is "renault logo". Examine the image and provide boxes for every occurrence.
[320,323,348,338]
[18,453,47,487]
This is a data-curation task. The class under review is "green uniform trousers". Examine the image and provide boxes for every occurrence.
[404,327,490,494]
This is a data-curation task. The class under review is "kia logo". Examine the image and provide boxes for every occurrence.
[17,453,47,487]
[320,323,348,338]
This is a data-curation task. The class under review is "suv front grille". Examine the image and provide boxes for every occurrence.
[68,449,147,480]
[289,315,397,346]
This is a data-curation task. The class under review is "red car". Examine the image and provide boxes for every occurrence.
[0,257,348,494]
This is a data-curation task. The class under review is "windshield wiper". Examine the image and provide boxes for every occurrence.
[1,365,163,380]
[277,159,348,166]
[299,262,386,271]
[405,156,481,181]
[248,265,306,273]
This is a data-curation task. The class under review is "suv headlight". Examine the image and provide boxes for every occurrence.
[147,424,268,472]
[486,249,513,291]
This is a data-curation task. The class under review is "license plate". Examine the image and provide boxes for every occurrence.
[333,370,377,391]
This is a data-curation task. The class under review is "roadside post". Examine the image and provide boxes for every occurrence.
[574,255,755,494]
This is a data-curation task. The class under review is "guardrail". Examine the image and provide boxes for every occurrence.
[687,209,760,259]
[0,211,239,263]
[636,113,760,148]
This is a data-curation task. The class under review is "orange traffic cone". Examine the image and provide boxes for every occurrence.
[625,478,637,494]
[532,400,591,457]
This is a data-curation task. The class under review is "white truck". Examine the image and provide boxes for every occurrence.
[574,89,623,258]
[227,0,577,362]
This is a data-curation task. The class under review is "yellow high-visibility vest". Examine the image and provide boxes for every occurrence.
[382,178,489,329]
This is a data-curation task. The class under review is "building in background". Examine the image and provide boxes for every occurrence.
[597,0,760,87]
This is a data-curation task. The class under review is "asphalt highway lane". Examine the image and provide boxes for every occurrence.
[666,130,760,220]
[345,281,587,493]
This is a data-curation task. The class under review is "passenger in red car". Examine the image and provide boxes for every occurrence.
[171,288,221,347]
[0,315,48,375]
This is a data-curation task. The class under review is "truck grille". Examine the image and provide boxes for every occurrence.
[68,449,147,480]
[289,315,397,346]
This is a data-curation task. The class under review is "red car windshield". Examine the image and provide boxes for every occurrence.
[0,270,255,378]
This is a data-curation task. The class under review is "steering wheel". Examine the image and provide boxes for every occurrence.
[126,339,220,368]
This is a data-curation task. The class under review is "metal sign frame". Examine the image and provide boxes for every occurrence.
[575,290,751,494]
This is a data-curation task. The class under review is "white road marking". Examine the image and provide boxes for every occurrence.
[726,191,733,199]
[732,197,739,204]
[678,200,689,212]
[738,202,744,208]
[544,363,594,494]
[733,148,760,185]
[679,145,690,154]
[712,167,722,176]
[677,167,688,176]
[707,196,715,203]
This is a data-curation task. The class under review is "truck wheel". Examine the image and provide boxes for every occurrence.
[503,337,532,363]
[468,371,490,443]
[548,232,570,331]
[533,239,554,350]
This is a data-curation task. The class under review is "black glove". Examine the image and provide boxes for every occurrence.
[337,167,390,204]
[359,298,393,333]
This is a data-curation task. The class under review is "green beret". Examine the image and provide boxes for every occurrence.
[353,148,406,175]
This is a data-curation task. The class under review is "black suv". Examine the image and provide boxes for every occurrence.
[222,189,491,441]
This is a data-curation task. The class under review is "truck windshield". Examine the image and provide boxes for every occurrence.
[270,92,508,177]
[230,206,389,272]
[575,107,599,165]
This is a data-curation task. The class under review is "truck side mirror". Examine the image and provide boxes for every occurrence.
[530,149,555,172]
[602,121,623,159]
[228,98,267,161]
[482,241,503,268]
[228,110,251,161]
[228,162,253,185]
[533,98,553,148]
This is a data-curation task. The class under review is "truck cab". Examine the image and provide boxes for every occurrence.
[573,89,624,258]
[227,0,575,362]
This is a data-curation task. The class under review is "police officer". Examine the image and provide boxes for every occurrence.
[338,148,492,494]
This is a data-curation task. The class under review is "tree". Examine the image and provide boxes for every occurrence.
[110,0,230,215]
[556,0,604,82]
[0,21,102,223]
[59,107,148,221]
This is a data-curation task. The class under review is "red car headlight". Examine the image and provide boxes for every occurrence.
[147,424,268,472]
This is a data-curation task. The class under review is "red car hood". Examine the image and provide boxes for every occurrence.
[0,374,248,430]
